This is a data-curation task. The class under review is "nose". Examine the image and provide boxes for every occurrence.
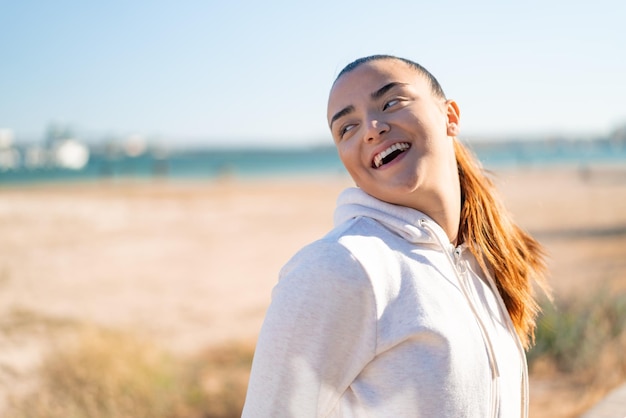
[363,118,389,143]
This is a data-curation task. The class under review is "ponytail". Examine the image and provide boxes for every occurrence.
[454,139,550,348]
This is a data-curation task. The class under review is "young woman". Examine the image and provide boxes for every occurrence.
[243,55,549,418]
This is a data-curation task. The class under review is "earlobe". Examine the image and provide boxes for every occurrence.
[448,122,460,136]
[446,100,460,136]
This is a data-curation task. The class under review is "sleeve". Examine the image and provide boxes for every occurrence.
[242,240,377,418]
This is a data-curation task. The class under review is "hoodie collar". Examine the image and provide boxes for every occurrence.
[333,187,453,248]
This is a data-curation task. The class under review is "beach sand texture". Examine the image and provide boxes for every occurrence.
[1,165,625,417]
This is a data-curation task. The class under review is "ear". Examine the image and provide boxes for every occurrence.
[445,100,460,136]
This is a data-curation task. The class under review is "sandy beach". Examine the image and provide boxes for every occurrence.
[1,165,625,416]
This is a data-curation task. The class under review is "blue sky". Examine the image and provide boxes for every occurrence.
[1,0,625,147]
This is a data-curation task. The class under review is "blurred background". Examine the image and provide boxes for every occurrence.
[1,1,626,417]
[2,0,626,180]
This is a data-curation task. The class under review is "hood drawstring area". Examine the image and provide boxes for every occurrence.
[420,218,501,418]
[481,265,530,418]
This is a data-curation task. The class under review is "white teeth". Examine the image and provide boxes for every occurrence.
[373,143,410,168]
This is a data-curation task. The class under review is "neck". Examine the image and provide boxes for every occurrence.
[412,172,462,245]
[426,200,461,245]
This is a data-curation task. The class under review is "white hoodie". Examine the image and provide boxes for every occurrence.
[243,188,528,418]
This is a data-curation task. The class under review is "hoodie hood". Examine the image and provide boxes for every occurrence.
[333,187,452,248]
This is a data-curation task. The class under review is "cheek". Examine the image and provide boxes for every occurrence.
[337,142,359,167]
[337,146,365,184]
[340,156,361,180]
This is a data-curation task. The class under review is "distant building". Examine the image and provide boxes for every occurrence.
[53,139,90,170]
[0,128,20,171]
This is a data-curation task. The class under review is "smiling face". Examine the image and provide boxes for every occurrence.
[327,58,461,215]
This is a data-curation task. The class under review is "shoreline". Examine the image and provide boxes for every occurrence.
[1,157,625,189]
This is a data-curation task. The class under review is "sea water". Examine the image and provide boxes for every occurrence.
[1,138,625,185]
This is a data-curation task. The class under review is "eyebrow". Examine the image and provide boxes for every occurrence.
[329,82,409,129]
[329,105,354,129]
[371,82,407,100]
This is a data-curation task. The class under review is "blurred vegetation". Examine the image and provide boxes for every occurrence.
[528,288,626,381]
[6,327,254,418]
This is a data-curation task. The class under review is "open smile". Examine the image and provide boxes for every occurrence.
[372,142,411,168]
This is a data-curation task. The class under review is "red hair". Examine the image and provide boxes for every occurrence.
[455,139,550,348]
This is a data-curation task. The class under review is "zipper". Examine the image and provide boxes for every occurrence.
[481,265,530,418]
[453,246,500,418]
[420,218,499,418]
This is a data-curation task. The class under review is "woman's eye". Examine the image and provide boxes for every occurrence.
[340,124,355,137]
[383,99,400,110]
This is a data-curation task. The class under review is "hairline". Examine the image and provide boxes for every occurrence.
[332,55,447,100]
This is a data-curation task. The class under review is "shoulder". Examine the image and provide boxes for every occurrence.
[276,217,409,308]
[268,236,377,340]
[279,235,367,291]
[281,216,399,280]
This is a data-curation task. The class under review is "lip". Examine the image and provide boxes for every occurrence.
[370,141,411,169]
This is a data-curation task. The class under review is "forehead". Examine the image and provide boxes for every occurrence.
[327,59,429,119]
